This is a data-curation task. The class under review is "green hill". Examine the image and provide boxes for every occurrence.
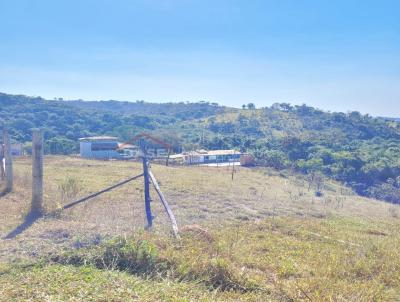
[0,93,228,154]
[183,105,400,202]
[1,92,400,203]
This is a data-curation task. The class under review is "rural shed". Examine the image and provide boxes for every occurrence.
[79,136,122,160]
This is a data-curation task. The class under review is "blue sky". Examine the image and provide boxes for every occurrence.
[0,0,399,116]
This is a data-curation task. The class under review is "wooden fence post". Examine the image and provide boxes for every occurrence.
[148,170,180,239]
[140,141,153,229]
[31,129,44,216]
[3,128,13,193]
[0,143,5,182]
[166,148,171,166]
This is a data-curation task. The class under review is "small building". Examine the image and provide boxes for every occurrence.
[0,142,23,157]
[118,143,139,159]
[117,144,169,160]
[180,149,242,165]
[79,136,122,160]
[11,143,23,156]
[169,153,185,164]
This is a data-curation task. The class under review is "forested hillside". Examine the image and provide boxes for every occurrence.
[0,93,226,153]
[1,92,400,203]
[192,105,400,203]
[64,98,226,119]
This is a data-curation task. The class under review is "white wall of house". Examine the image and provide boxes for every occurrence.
[80,139,121,159]
[185,155,204,164]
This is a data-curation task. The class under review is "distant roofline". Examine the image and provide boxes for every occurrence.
[118,143,138,149]
[182,149,241,156]
[79,136,118,141]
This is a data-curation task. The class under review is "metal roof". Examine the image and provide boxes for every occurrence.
[118,143,138,149]
[183,149,240,156]
[79,136,118,141]
[206,150,239,156]
[169,154,185,159]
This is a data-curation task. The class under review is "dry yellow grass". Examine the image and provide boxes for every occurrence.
[0,156,395,259]
[1,156,400,301]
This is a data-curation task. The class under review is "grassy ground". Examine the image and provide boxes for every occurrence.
[1,156,400,301]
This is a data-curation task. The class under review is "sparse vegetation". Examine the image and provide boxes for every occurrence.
[58,175,83,204]
[1,157,400,301]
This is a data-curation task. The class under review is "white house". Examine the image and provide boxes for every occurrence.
[172,149,242,165]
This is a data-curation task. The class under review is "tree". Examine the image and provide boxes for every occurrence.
[258,149,288,169]
[247,103,255,110]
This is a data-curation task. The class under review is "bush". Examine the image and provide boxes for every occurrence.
[58,176,82,203]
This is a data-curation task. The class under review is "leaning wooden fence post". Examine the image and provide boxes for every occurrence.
[148,170,180,239]
[3,128,13,193]
[31,129,44,216]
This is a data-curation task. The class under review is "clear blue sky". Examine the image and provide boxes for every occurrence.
[0,0,399,116]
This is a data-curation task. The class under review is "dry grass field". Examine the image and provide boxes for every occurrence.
[1,156,400,301]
